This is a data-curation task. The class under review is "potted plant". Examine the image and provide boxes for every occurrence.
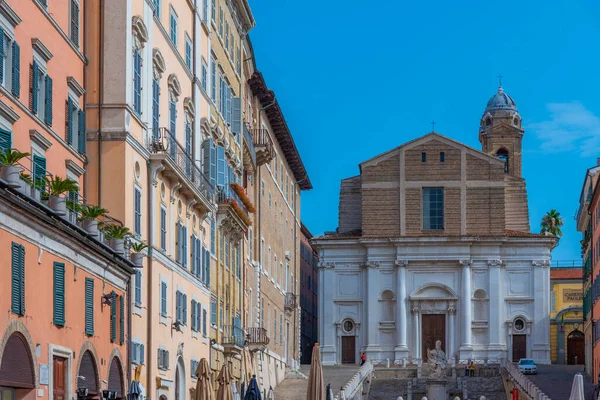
[18,173,33,195]
[130,242,148,267]
[104,224,131,255]
[79,205,109,237]
[0,149,30,187]
[46,176,79,216]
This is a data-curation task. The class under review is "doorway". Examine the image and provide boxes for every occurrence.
[512,335,527,361]
[341,336,356,364]
[53,357,67,400]
[422,314,446,359]
[567,330,585,365]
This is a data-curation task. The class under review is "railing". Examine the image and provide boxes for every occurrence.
[222,325,245,348]
[242,123,257,165]
[216,185,249,217]
[285,292,297,310]
[245,327,270,345]
[551,260,583,268]
[249,127,274,153]
[147,127,215,202]
[334,361,373,400]
[501,358,549,400]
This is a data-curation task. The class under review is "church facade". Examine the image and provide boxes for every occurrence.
[311,87,556,365]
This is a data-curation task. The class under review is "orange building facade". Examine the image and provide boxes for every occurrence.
[0,2,134,400]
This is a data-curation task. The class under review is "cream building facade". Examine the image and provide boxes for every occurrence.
[312,87,556,366]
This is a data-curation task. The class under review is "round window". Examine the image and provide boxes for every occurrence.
[160,182,166,200]
[514,318,525,331]
[177,200,183,216]
[134,161,141,181]
[343,320,354,333]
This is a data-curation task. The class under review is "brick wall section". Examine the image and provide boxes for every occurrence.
[362,155,400,182]
[338,176,362,233]
[445,188,461,235]
[466,188,505,235]
[362,188,400,236]
[405,141,461,181]
[405,188,421,235]
[466,154,503,181]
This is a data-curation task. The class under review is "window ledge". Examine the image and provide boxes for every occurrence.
[67,77,85,97]
[30,129,52,151]
[133,304,143,317]
[192,331,198,339]
[0,100,20,124]
[160,315,168,325]
[31,38,54,62]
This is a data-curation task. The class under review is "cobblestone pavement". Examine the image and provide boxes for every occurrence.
[527,364,594,400]
[273,364,361,400]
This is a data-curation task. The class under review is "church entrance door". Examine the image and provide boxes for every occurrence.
[512,335,527,361]
[341,336,355,364]
[567,331,585,365]
[422,314,445,359]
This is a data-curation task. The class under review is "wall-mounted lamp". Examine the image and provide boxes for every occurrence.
[77,388,89,398]
[102,390,117,400]
[101,294,113,306]
[172,321,183,332]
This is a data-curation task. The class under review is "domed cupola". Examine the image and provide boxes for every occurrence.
[485,86,517,112]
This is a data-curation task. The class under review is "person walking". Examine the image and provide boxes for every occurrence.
[469,361,476,377]
[360,353,366,366]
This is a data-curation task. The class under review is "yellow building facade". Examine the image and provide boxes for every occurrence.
[550,268,584,365]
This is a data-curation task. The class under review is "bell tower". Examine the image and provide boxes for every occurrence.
[478,85,525,178]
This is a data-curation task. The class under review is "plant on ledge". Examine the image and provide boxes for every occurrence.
[103,224,131,240]
[230,199,252,226]
[130,242,148,253]
[79,205,109,220]
[47,176,79,196]
[230,183,256,213]
[0,148,30,166]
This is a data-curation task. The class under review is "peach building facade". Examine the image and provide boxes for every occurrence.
[0,3,134,400]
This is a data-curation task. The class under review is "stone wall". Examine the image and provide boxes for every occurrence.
[362,188,400,237]
[405,141,461,181]
[338,176,362,234]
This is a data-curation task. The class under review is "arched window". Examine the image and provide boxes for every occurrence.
[175,358,185,400]
[473,289,488,321]
[485,118,492,126]
[381,290,395,321]
[496,148,509,173]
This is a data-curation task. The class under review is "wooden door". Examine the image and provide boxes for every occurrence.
[53,356,67,400]
[512,335,527,362]
[341,336,356,364]
[567,331,585,365]
[422,314,446,359]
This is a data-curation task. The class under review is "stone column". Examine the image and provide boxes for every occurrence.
[365,261,381,358]
[532,260,551,364]
[448,302,456,362]
[319,262,337,365]
[488,259,504,357]
[460,259,473,355]
[412,303,421,360]
[395,260,409,360]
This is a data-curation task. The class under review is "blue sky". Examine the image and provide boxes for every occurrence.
[249,0,600,263]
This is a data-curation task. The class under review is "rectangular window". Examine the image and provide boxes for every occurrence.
[268,247,271,275]
[225,21,229,51]
[152,79,160,139]
[219,306,223,330]
[260,239,264,270]
[422,187,444,230]
[202,308,207,336]
[160,207,167,251]
[273,309,277,344]
[211,216,216,255]
[133,49,142,115]
[210,56,216,102]
[210,301,217,325]
[134,270,142,306]
[191,300,197,330]
[170,8,178,47]
[153,0,161,18]
[169,99,176,158]
[225,234,229,268]
[158,349,169,370]
[219,8,223,37]
[185,35,192,70]
[261,180,265,197]
[160,281,167,316]
[202,0,208,23]
[66,97,85,154]
[11,242,25,316]
[268,192,272,208]
[110,291,117,342]
[134,187,142,236]
[421,152,426,162]
[219,228,224,261]
[85,278,94,335]
[261,298,265,328]
[201,60,208,92]
[236,245,240,278]
[440,152,445,162]
[280,314,283,345]
[53,262,65,326]
[211,0,215,21]
[70,0,80,47]
[249,228,253,261]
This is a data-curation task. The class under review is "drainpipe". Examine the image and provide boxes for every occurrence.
[293,178,307,368]
[126,275,132,386]
[146,159,154,395]
[191,0,197,174]
[97,0,105,206]
[82,0,88,201]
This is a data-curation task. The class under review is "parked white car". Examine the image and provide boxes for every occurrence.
[518,358,537,375]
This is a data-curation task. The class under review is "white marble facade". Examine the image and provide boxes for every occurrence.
[315,238,553,365]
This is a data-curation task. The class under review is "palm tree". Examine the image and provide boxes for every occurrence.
[540,209,564,239]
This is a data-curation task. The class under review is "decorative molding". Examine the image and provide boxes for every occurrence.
[168,74,182,102]
[132,16,149,49]
[183,97,195,119]
[65,159,85,177]
[487,259,504,268]
[150,162,165,187]
[395,259,408,268]
[29,129,52,150]
[187,198,198,217]
[532,260,550,268]
[170,181,182,203]
[153,48,167,80]
[0,100,20,124]
[459,259,472,267]
[67,77,85,97]
[366,261,380,269]
[31,38,54,61]
[0,1,22,27]
[0,320,39,387]
[317,262,335,269]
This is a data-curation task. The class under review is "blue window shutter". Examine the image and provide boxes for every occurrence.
[133,50,142,115]
[191,235,197,276]
[110,291,117,342]
[231,97,241,135]
[53,262,65,326]
[191,299,196,330]
[202,308,207,336]
[134,188,141,235]
[196,239,202,279]
[161,282,167,315]
[44,75,52,126]
[78,110,86,154]
[141,344,145,365]
[175,291,181,322]
[210,301,216,325]
[210,140,217,188]
[225,88,231,124]
[11,242,24,315]
[169,100,176,158]
[217,146,225,187]
[0,128,12,152]
[182,226,188,267]
[134,270,142,305]
[160,208,167,251]
[31,62,39,113]
[183,293,187,325]
[120,295,125,344]
[204,246,210,285]
[85,278,94,336]
[11,41,19,97]
[66,98,73,145]
[210,58,216,101]
[152,79,160,139]
[185,122,192,175]
[202,139,215,190]
[33,155,46,186]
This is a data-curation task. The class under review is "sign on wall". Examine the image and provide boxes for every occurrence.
[563,289,583,302]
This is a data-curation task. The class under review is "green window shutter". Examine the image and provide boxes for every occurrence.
[44,75,52,126]
[11,242,23,315]
[85,278,94,335]
[11,41,19,97]
[78,109,86,154]
[53,262,65,326]
[119,295,125,345]
[110,291,116,342]
[0,128,12,153]
[33,155,46,186]
[31,62,39,113]
[66,98,73,145]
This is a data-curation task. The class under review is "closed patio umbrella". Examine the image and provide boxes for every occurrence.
[194,358,215,400]
[127,380,142,400]
[243,375,261,400]
[306,343,325,400]
[569,373,585,400]
[216,363,234,400]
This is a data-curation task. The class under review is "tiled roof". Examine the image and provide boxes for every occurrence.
[551,268,583,280]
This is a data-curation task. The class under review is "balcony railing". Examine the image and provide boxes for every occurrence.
[285,292,297,311]
[147,128,214,202]
[216,184,249,217]
[245,327,270,346]
[243,123,257,166]
[249,127,274,166]
[222,325,246,348]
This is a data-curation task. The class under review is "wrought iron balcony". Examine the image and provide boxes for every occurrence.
[249,126,274,166]
[245,327,270,346]
[285,292,297,311]
[146,128,215,216]
[222,325,245,354]
[242,123,257,170]
[215,184,250,240]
